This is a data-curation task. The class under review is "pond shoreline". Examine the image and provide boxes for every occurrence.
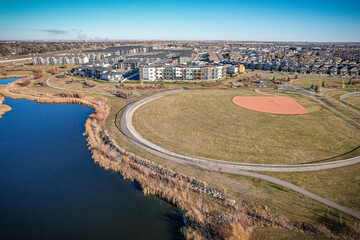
[0,80,244,239]
[2,78,356,240]
[0,95,11,118]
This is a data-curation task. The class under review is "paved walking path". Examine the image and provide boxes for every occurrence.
[45,76,360,220]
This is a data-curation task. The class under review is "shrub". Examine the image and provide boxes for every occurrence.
[50,67,59,74]
[34,67,44,75]
[64,91,73,98]
[17,79,31,87]
[77,92,85,98]
[314,85,319,92]
[315,224,332,237]
[33,74,43,79]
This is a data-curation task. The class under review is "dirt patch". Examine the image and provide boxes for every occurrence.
[232,95,309,115]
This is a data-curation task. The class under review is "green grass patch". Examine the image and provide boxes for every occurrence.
[250,227,334,240]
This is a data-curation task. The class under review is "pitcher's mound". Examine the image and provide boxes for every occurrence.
[232,96,309,115]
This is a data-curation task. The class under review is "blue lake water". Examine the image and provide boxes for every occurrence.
[0,78,22,85]
[0,98,184,240]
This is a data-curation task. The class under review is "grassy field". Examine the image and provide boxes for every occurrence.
[0,62,78,79]
[291,77,345,88]
[50,75,119,93]
[236,71,360,90]
[49,75,180,96]
[133,90,360,164]
[250,227,334,240]
[0,62,36,78]
[345,95,360,107]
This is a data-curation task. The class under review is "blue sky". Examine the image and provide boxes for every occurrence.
[0,0,359,41]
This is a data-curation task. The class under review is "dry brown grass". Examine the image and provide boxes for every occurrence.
[266,163,360,213]
[346,95,360,107]
[249,227,335,240]
[49,75,178,97]
[17,78,31,87]
[224,223,251,240]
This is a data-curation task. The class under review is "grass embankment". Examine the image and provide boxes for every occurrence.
[264,163,360,213]
[133,91,360,164]
[103,92,360,238]
[102,96,360,239]
[250,227,334,240]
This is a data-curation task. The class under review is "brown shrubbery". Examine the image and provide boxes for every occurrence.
[33,74,43,79]
[50,67,59,74]
[17,79,31,87]
[56,91,86,99]
[34,67,44,75]
[113,90,139,99]
[66,79,96,88]
[315,224,332,237]
[77,92,85,98]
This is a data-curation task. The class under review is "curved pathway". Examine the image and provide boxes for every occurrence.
[45,76,360,220]
[122,89,360,172]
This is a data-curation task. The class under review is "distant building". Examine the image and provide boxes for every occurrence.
[33,54,89,65]
[139,61,226,82]
[72,62,123,81]
[227,64,245,74]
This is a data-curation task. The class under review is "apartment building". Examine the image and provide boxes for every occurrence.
[33,54,89,65]
[227,64,246,74]
[72,62,123,81]
[139,62,226,82]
